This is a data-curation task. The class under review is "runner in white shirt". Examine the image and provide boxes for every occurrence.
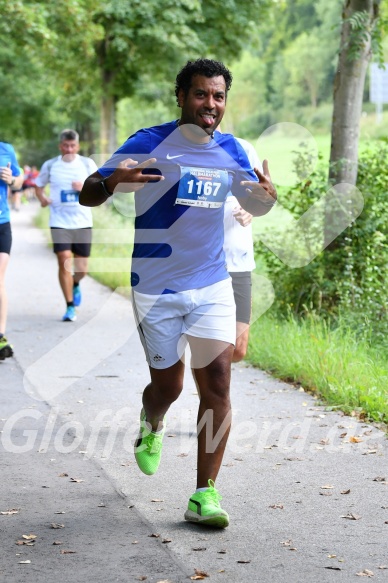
[223,137,262,361]
[35,129,97,322]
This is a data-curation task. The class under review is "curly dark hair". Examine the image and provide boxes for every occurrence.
[175,58,233,105]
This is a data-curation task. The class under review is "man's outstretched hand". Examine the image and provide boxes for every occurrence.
[80,157,165,207]
[240,159,277,207]
[105,157,164,194]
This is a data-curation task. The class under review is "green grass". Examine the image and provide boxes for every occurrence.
[247,314,388,425]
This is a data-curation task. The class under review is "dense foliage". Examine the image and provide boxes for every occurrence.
[257,142,388,345]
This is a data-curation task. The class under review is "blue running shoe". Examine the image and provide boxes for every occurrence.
[62,306,77,322]
[73,284,82,307]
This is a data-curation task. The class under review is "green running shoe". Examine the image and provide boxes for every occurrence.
[134,409,165,475]
[0,336,13,360]
[184,480,229,528]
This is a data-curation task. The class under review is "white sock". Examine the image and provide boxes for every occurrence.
[196,487,209,493]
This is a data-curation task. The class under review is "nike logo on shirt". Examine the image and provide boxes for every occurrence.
[166,154,184,159]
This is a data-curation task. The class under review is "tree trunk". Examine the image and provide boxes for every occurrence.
[329,0,380,185]
[100,92,117,156]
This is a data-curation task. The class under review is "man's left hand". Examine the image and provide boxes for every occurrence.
[0,163,13,185]
[240,159,277,206]
[72,180,83,191]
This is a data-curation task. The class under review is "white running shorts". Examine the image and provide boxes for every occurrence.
[131,279,236,369]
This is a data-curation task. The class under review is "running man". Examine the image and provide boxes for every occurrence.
[35,129,97,322]
[0,141,23,359]
[80,59,277,528]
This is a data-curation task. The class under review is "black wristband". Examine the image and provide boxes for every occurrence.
[100,179,113,197]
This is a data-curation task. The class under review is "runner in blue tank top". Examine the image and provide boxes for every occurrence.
[0,141,23,360]
[80,58,277,528]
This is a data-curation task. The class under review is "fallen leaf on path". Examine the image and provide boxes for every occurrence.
[356,569,374,577]
[218,549,227,553]
[341,513,361,520]
[321,485,334,489]
[325,566,342,571]
[162,539,172,543]
[60,550,76,554]
[192,547,207,551]
[1,508,19,515]
[373,477,386,482]
[58,473,68,477]
[319,491,332,496]
[269,504,284,509]
[151,499,164,502]
[280,540,293,547]
[190,568,209,580]
[52,541,62,545]
[349,436,363,443]
[69,478,84,483]
[339,432,347,438]
[51,523,65,529]
[362,450,378,455]
[136,577,147,581]
[148,533,160,538]
[22,534,37,540]
[237,559,251,563]
[341,489,351,495]
[378,565,388,569]
[19,560,31,564]
[16,540,35,546]
[319,439,330,445]
[54,511,65,514]
[328,554,337,558]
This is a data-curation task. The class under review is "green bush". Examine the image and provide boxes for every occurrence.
[257,142,388,345]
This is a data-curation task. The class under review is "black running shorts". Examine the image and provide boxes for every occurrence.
[51,227,92,257]
[0,222,12,254]
[229,271,252,324]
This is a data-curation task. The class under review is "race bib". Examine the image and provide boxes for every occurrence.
[176,166,229,208]
[60,189,79,204]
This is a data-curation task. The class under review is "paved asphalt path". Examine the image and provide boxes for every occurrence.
[1,203,387,583]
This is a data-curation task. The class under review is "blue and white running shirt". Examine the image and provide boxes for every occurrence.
[98,121,259,295]
[0,142,21,225]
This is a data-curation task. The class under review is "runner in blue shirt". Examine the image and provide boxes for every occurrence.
[0,141,23,359]
[80,58,277,528]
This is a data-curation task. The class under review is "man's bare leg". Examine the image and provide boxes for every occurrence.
[0,253,10,334]
[142,360,185,430]
[56,250,74,303]
[233,321,250,362]
[189,338,234,489]
[73,254,88,285]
